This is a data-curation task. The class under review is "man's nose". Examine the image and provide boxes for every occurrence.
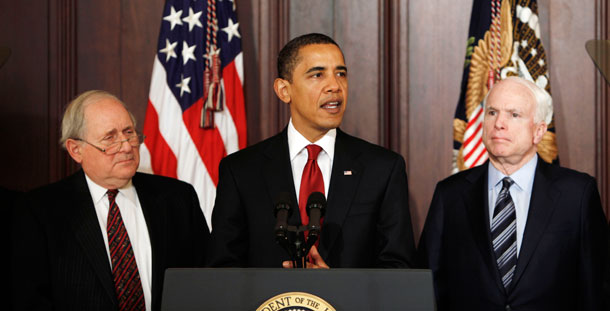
[325,74,341,92]
[117,137,134,153]
[494,113,506,129]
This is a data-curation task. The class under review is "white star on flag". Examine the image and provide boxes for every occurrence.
[182,7,202,31]
[530,48,537,57]
[520,40,528,48]
[159,39,178,62]
[182,41,197,65]
[163,6,183,30]
[222,18,241,42]
[176,74,191,97]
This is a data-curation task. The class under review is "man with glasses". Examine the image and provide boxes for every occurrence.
[11,90,210,311]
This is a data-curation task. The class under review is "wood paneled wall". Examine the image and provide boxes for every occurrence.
[1,0,608,232]
[595,0,610,217]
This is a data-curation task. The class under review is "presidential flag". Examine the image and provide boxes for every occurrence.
[452,0,557,173]
[139,0,247,228]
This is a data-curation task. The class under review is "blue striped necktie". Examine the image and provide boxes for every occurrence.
[491,177,517,290]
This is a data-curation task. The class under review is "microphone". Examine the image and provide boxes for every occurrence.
[306,192,326,235]
[273,192,292,238]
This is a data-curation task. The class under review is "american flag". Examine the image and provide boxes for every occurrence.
[139,0,247,228]
[452,0,557,173]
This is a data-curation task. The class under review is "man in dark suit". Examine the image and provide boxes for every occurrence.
[419,77,608,310]
[208,33,415,268]
[11,90,210,311]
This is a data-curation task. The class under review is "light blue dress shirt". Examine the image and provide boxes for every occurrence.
[487,154,538,256]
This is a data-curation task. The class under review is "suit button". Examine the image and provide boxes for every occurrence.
[505,305,511,311]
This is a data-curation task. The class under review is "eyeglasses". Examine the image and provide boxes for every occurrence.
[75,133,145,155]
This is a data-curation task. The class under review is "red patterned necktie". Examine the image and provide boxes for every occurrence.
[299,144,325,226]
[107,189,145,311]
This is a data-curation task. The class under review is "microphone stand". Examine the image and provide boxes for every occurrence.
[276,224,319,269]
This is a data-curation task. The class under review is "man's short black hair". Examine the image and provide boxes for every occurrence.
[277,33,341,81]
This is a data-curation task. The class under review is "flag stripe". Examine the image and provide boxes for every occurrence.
[142,100,178,178]
[141,1,246,228]
[148,57,219,226]
[222,54,247,149]
[182,98,226,186]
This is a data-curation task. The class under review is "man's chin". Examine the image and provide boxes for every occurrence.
[114,163,138,178]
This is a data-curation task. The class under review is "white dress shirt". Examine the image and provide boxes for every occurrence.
[85,174,152,311]
[287,119,336,202]
[487,154,538,256]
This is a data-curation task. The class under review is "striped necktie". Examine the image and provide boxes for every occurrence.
[491,177,517,290]
[107,189,145,311]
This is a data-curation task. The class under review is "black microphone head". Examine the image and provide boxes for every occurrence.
[306,191,326,216]
[273,192,293,217]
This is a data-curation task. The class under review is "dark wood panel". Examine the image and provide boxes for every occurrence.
[408,0,473,235]
[120,0,165,129]
[241,0,290,143]
[0,0,50,191]
[48,0,78,183]
[386,0,409,160]
[546,0,597,175]
[594,0,610,218]
[289,0,333,37]
[236,0,262,145]
[76,1,121,94]
[334,0,382,144]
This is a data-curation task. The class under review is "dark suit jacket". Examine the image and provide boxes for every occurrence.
[418,158,608,310]
[208,128,415,268]
[10,171,210,311]
[4,187,22,311]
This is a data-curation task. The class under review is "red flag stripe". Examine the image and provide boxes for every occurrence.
[182,97,226,186]
[463,122,483,148]
[464,137,484,161]
[142,100,178,178]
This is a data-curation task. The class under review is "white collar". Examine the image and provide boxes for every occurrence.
[287,119,336,161]
[488,153,538,191]
[84,173,138,206]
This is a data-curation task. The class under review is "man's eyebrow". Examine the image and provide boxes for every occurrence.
[304,65,347,75]
[305,66,325,74]
[122,125,135,133]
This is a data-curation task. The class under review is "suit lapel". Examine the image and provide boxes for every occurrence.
[132,173,165,309]
[463,164,506,293]
[69,171,118,307]
[262,130,300,225]
[321,129,364,258]
[511,159,559,288]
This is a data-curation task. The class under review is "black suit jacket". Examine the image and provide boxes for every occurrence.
[208,128,415,268]
[10,171,210,311]
[418,158,608,310]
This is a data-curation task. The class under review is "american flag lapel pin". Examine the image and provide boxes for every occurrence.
[343,170,352,176]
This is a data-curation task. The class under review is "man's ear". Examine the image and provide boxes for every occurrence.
[533,122,548,145]
[65,139,84,164]
[273,78,291,104]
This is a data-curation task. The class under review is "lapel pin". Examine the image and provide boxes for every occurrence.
[343,170,352,176]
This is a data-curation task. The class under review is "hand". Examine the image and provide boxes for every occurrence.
[282,245,329,269]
